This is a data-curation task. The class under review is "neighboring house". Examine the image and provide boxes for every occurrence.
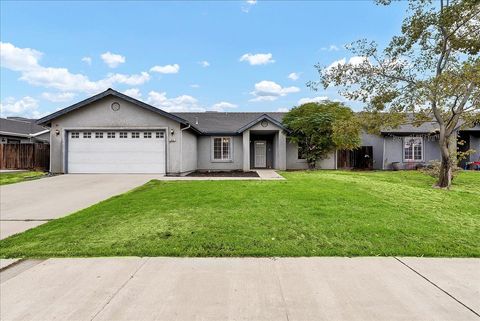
[36,88,480,174]
[0,117,50,144]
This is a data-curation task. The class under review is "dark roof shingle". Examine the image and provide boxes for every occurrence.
[172,112,286,134]
[0,118,48,136]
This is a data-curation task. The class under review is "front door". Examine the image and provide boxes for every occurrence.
[254,140,267,168]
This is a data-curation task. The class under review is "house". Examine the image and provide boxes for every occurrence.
[0,117,50,144]
[36,88,480,174]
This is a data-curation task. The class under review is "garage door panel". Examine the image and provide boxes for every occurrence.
[67,131,166,174]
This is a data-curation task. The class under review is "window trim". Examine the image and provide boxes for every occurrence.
[211,136,233,162]
[403,136,424,162]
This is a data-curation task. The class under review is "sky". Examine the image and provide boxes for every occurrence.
[0,0,408,118]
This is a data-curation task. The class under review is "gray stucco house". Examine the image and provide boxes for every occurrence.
[36,88,480,174]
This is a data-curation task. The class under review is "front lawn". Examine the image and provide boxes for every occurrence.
[0,171,46,186]
[0,171,479,258]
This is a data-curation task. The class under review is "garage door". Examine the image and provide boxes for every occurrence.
[67,130,166,174]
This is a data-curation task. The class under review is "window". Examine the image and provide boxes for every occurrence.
[119,132,128,138]
[298,141,308,160]
[156,131,165,139]
[95,132,103,139]
[143,132,152,138]
[404,137,423,161]
[71,132,80,139]
[83,132,91,138]
[213,137,232,160]
[132,132,140,138]
[107,132,116,139]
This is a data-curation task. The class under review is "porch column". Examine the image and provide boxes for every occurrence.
[277,131,287,170]
[243,130,250,171]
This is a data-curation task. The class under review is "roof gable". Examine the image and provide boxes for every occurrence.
[36,88,200,133]
[236,114,288,133]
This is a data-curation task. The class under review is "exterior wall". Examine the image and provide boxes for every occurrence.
[49,96,184,174]
[285,141,336,170]
[181,129,197,173]
[382,135,441,169]
[197,135,243,171]
[360,133,384,170]
[286,141,308,169]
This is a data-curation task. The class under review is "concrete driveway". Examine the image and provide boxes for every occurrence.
[1,257,479,321]
[0,174,163,239]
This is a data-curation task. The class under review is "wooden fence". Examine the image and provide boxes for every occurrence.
[0,144,50,171]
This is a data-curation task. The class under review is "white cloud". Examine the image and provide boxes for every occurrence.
[210,101,237,112]
[250,80,300,102]
[0,96,45,118]
[81,56,92,65]
[321,45,340,51]
[326,58,346,71]
[1,42,151,94]
[0,42,42,71]
[190,84,200,88]
[100,51,125,68]
[276,107,289,112]
[41,92,76,102]
[288,72,300,81]
[150,64,180,74]
[240,53,274,65]
[105,72,150,86]
[326,56,369,70]
[241,0,257,12]
[146,91,205,112]
[199,60,210,67]
[123,88,142,100]
[349,56,369,66]
[297,96,329,105]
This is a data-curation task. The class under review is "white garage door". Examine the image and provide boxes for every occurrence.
[67,130,166,174]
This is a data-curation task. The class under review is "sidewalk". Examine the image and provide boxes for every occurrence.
[1,257,478,321]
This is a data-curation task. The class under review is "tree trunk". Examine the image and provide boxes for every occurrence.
[436,135,454,188]
[437,154,452,188]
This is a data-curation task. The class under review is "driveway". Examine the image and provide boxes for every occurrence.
[0,174,164,239]
[1,257,479,321]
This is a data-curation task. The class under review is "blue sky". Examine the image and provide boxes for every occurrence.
[1,0,407,118]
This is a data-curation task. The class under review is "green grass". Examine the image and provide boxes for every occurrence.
[1,171,479,258]
[0,171,46,185]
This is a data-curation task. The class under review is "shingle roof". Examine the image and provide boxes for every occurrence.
[0,118,48,136]
[172,112,286,134]
[380,121,440,134]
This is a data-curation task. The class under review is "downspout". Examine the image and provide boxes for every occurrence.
[382,136,386,170]
[179,123,191,174]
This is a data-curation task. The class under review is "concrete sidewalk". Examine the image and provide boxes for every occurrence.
[1,257,478,321]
